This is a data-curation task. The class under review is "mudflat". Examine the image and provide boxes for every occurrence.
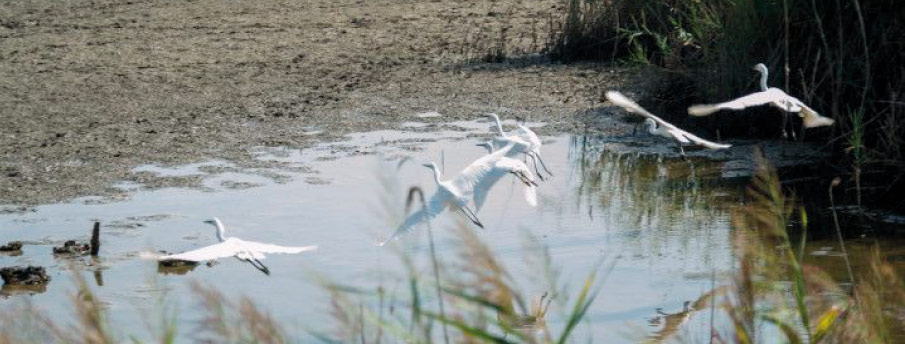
[0,0,646,205]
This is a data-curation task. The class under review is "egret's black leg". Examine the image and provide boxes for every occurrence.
[459,205,484,229]
[241,257,271,276]
[526,154,545,181]
[511,171,537,186]
[521,172,538,186]
[535,153,554,177]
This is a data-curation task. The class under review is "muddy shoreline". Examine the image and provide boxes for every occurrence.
[0,0,654,205]
[0,0,829,207]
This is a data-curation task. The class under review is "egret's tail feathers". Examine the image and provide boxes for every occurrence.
[687,104,721,116]
[800,109,835,128]
[525,185,538,207]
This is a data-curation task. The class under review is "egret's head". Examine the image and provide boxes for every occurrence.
[752,63,768,74]
[644,118,657,130]
[203,218,219,226]
[475,141,493,153]
[484,113,500,121]
[421,162,436,169]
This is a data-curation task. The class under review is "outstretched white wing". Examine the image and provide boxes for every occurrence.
[452,155,495,198]
[606,91,679,132]
[472,157,536,211]
[688,88,833,128]
[237,240,318,255]
[379,190,452,246]
[515,124,542,153]
[671,129,732,149]
[472,173,502,212]
[159,241,242,262]
[798,105,835,128]
[606,91,731,150]
[687,88,800,116]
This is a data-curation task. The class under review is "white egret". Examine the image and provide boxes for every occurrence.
[379,162,485,246]
[605,91,731,155]
[153,218,317,275]
[687,63,835,129]
[485,113,551,180]
[379,144,540,246]
[471,141,538,211]
[514,116,554,177]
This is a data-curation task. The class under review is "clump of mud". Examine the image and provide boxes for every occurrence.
[0,241,23,256]
[0,266,50,286]
[53,240,90,256]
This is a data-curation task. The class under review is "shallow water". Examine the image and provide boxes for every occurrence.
[0,122,852,342]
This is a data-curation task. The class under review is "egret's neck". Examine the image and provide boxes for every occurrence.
[429,164,442,185]
[489,114,505,136]
[214,221,227,242]
[758,68,769,91]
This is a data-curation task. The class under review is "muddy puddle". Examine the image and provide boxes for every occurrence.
[0,120,870,342]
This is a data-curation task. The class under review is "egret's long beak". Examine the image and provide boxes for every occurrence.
[203,220,215,225]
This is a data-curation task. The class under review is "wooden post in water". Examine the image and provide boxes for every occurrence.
[90,222,100,256]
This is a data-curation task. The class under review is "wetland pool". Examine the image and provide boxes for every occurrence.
[0,122,861,342]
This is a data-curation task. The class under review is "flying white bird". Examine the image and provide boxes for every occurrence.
[485,113,551,180]
[471,141,538,211]
[513,117,554,177]
[687,63,835,129]
[380,146,539,246]
[379,162,485,246]
[152,218,317,275]
[605,91,731,155]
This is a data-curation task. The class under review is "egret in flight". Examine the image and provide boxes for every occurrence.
[687,63,835,131]
[379,145,538,246]
[514,116,554,177]
[605,91,731,156]
[379,162,484,246]
[485,113,551,180]
[151,218,317,275]
[472,141,538,211]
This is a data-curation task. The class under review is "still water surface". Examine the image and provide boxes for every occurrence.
[1,122,840,342]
